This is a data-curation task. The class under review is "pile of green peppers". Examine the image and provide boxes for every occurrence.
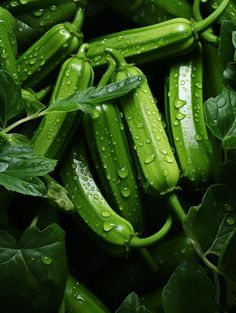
[0,0,236,312]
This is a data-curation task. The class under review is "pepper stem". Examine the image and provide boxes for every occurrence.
[194,0,230,34]
[130,215,172,248]
[166,193,186,226]
[70,7,84,33]
[193,0,219,46]
[98,56,117,88]
[105,47,128,69]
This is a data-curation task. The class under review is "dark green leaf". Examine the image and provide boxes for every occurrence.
[5,133,31,146]
[204,87,236,150]
[163,258,219,313]
[219,20,235,69]
[0,70,22,129]
[46,76,143,115]
[0,175,47,197]
[115,292,151,313]
[0,223,68,313]
[184,184,236,262]
[0,144,56,176]
[223,62,236,90]
[0,137,57,196]
[22,88,46,116]
[223,119,236,151]
[218,231,236,286]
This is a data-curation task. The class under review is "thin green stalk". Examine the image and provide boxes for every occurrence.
[166,193,186,225]
[130,215,172,248]
[70,7,84,33]
[194,0,230,33]
[98,56,117,88]
[193,0,219,46]
[3,110,47,134]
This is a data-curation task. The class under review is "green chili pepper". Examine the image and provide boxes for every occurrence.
[82,56,144,232]
[64,274,111,313]
[1,0,81,15]
[106,48,186,225]
[31,43,94,160]
[60,134,173,257]
[18,1,78,36]
[17,8,84,88]
[164,43,215,189]
[87,0,229,67]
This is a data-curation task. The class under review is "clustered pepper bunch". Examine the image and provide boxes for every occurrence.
[0,0,236,312]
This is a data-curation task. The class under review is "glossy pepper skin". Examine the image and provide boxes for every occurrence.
[106,48,187,226]
[164,43,214,189]
[16,8,84,89]
[64,274,111,313]
[0,0,82,15]
[18,1,78,36]
[60,134,172,257]
[83,57,144,232]
[106,49,180,197]
[87,0,230,67]
[100,0,192,26]
[31,43,94,160]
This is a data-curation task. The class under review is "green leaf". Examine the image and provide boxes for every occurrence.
[223,62,236,90]
[162,258,219,313]
[184,184,236,265]
[0,69,22,129]
[218,231,236,286]
[0,137,57,196]
[0,223,68,313]
[204,87,236,150]
[115,292,151,313]
[22,88,46,116]
[5,133,31,146]
[46,76,143,115]
[219,20,235,69]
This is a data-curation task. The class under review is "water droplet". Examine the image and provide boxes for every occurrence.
[120,186,131,198]
[34,9,44,16]
[103,222,116,232]
[144,152,156,164]
[175,99,186,109]
[101,211,111,218]
[41,255,52,265]
[165,155,173,163]
[117,165,128,178]
[50,4,57,11]
[195,82,202,89]
[161,149,168,155]
[226,216,235,226]
[10,0,18,7]
[176,112,186,120]
[194,134,203,142]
